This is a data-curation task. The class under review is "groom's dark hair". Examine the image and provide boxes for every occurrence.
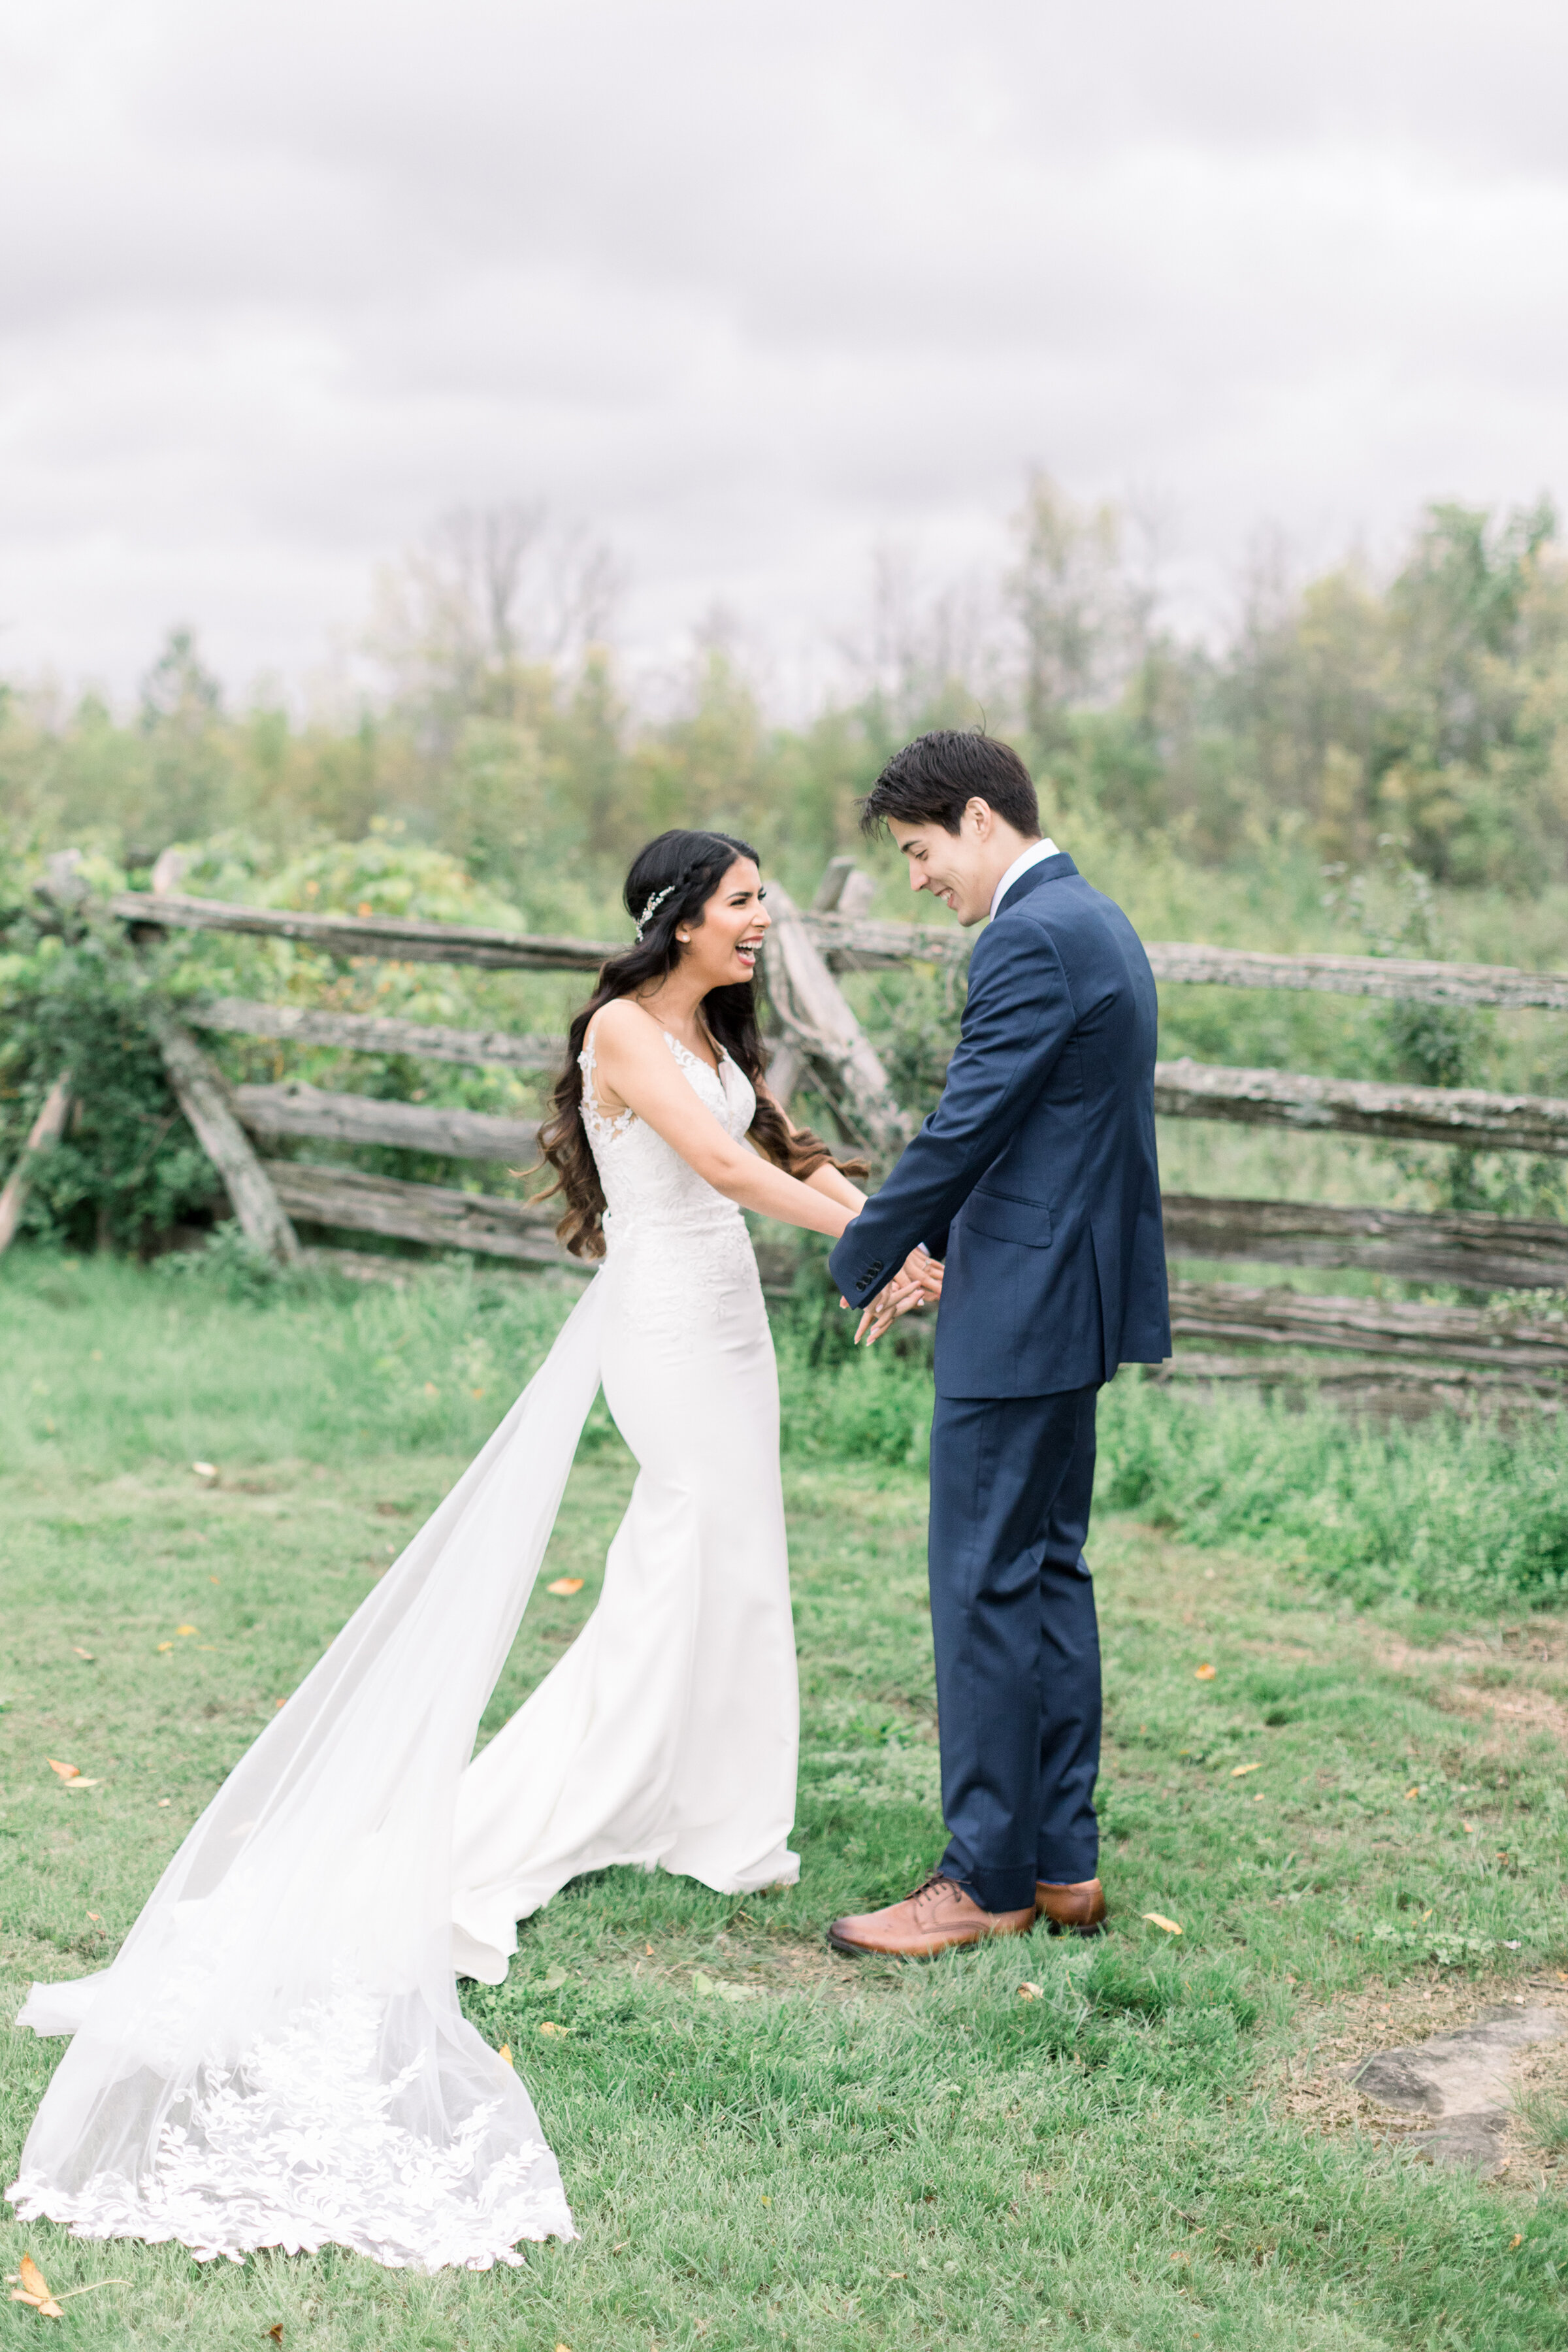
[858,729,1041,838]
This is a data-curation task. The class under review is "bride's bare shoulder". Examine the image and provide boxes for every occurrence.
[587,996,661,1060]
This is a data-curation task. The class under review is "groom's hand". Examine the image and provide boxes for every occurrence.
[853,1249,943,1346]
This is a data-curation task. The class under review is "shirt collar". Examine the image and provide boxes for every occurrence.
[989,836,1060,922]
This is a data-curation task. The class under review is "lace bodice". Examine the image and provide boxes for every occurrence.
[579,1024,762,1345]
[580,1026,756,1241]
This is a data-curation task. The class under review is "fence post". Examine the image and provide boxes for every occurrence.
[760,883,911,1162]
[0,1076,73,1257]
[151,1012,303,1266]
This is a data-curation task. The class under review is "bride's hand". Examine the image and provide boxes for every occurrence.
[852,1248,943,1346]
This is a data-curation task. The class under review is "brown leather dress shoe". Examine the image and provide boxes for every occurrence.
[829,1874,1036,1959]
[1035,1878,1107,1935]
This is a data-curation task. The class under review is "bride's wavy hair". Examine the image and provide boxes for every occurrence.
[535,828,865,1260]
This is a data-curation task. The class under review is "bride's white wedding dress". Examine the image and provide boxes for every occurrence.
[453,1028,798,1979]
[7,1026,799,2271]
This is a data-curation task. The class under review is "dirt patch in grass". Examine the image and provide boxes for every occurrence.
[1369,1626,1568,1746]
[1267,1968,1568,2181]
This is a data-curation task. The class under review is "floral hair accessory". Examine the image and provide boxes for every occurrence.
[634,884,676,940]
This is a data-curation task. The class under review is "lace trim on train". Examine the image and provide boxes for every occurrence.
[6,1985,573,2272]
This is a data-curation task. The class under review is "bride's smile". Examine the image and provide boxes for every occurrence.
[664,860,772,991]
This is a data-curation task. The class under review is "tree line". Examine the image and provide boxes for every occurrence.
[3,474,1567,911]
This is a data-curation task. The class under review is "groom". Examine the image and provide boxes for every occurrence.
[826,730,1169,1958]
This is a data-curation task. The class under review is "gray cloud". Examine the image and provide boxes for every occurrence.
[1,0,1565,703]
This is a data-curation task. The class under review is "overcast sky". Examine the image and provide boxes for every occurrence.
[3,0,1566,709]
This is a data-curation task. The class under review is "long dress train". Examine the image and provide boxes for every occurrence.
[7,1027,800,2269]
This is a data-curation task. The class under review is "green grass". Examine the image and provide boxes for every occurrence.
[4,1252,1568,2347]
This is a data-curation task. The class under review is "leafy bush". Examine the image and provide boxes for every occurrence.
[0,914,218,1252]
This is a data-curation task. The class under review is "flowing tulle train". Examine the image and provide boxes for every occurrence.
[7,1278,607,2270]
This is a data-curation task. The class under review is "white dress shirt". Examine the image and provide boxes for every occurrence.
[988,836,1060,922]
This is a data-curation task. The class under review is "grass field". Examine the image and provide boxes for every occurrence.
[4,1252,1568,2348]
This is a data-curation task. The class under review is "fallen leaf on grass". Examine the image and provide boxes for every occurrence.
[1142,1912,1183,1935]
[46,1759,79,1780]
[497,2044,512,2068]
[1017,1982,1044,2001]
[538,2021,574,2038]
[190,1462,218,1484]
[176,1625,197,1638]
[86,1912,100,1922]
[693,1972,757,2002]
[71,1647,94,1661]
[269,2327,284,2344]
[63,1778,101,1791]
[1194,1664,1217,1681]
[1230,1763,1261,1778]
[5,2257,129,2320]
[546,1577,585,1597]
[8,2254,63,2317]
[1463,1821,1477,1833]
[157,1642,173,1653]
[1510,2233,1523,2250]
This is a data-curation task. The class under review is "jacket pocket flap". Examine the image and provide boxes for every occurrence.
[964,1188,1053,1247]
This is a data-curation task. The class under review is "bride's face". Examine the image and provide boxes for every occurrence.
[677,858,770,989]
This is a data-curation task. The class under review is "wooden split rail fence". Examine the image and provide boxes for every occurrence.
[7,866,1568,1401]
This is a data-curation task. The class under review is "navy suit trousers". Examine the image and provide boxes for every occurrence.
[928,1384,1102,1913]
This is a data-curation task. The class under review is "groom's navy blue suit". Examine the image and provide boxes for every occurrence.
[827,853,1169,1912]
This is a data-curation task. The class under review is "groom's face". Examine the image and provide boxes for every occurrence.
[889,804,998,928]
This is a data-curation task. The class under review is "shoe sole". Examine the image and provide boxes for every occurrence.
[827,1922,1032,1959]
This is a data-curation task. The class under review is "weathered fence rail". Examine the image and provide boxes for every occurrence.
[1154,1058,1568,1156]
[104,889,1568,1011]
[234,1080,538,1163]
[195,996,562,1070]
[110,890,616,972]
[1161,1195,1568,1292]
[261,1162,568,1266]
[1145,941,1568,1013]
[1168,1279,1568,1373]
[192,1009,1568,1163]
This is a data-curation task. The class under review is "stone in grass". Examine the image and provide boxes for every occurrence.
[1351,2005,1565,2172]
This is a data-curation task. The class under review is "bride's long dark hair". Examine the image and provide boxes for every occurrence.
[536,828,864,1260]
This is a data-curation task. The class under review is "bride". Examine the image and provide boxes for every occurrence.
[7,828,932,2273]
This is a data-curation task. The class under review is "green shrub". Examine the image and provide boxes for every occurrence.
[1097,1372,1568,1607]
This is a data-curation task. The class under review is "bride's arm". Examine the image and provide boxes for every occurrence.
[802,1162,867,1215]
[588,1002,855,1239]
[751,1081,869,1217]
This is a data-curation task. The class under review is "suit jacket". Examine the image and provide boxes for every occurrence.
[826,853,1170,1397]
